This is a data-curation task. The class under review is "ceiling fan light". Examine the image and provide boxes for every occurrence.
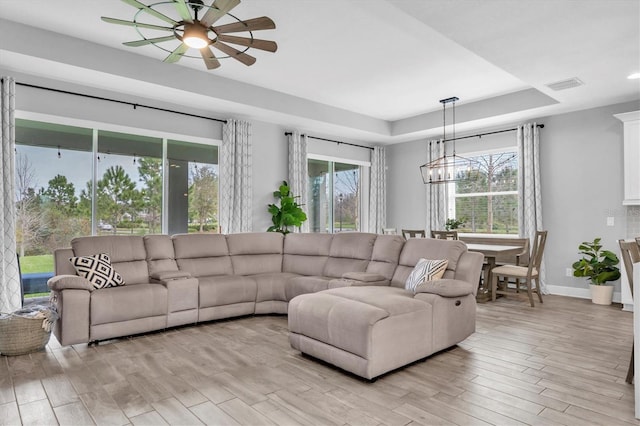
[183,23,209,48]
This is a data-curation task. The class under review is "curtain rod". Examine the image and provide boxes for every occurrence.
[284,132,374,151]
[14,82,227,124]
[440,123,544,143]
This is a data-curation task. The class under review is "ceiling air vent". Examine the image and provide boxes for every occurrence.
[545,77,585,91]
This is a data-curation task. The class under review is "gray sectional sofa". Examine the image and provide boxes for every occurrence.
[48,232,483,379]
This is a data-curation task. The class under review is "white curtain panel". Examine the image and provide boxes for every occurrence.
[369,146,386,233]
[425,140,447,234]
[219,119,252,234]
[287,132,309,232]
[518,123,547,292]
[0,76,21,313]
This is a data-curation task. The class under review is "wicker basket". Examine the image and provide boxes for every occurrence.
[0,313,51,356]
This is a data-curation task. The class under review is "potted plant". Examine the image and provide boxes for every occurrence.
[267,181,307,234]
[571,237,621,305]
[445,218,465,231]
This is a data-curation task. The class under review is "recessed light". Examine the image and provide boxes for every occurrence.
[628,73,640,80]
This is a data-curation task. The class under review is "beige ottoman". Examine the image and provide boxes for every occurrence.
[288,286,433,380]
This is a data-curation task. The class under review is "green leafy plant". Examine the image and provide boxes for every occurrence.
[572,238,621,285]
[445,218,465,231]
[267,181,307,234]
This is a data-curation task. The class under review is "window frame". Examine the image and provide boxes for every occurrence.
[447,146,519,237]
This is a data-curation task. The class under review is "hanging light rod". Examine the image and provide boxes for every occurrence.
[440,96,459,104]
[440,123,545,143]
[284,132,374,151]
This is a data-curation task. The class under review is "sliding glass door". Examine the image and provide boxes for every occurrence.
[308,158,362,233]
[15,118,218,298]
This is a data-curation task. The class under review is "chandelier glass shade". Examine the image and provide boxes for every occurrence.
[420,97,479,184]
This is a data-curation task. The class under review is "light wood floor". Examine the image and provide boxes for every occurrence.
[1,295,638,426]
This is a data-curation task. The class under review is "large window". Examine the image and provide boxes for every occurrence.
[308,158,362,233]
[15,118,218,298]
[449,149,519,234]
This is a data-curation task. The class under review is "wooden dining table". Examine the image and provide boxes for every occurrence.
[466,243,525,302]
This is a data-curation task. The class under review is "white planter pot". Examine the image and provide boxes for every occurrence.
[590,284,614,305]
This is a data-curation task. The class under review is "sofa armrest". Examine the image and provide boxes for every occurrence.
[413,279,474,298]
[47,275,94,292]
[341,272,386,282]
[150,270,192,282]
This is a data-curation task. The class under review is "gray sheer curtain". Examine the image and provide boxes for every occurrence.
[219,119,252,234]
[425,140,446,234]
[287,131,309,232]
[518,123,547,292]
[0,76,20,312]
[369,146,386,233]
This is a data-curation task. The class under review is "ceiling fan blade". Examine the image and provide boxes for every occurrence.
[217,34,277,52]
[200,46,221,69]
[213,16,275,34]
[123,36,177,47]
[101,17,174,31]
[174,0,193,23]
[200,0,241,28]
[212,40,256,66]
[164,43,190,63]
[121,0,177,25]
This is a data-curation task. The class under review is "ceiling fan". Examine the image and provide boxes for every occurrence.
[101,0,277,70]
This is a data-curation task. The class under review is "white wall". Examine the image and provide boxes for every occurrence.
[387,100,640,299]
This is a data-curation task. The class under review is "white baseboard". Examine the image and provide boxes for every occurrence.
[546,285,622,304]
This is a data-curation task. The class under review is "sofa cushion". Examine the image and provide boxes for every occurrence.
[90,283,167,325]
[405,258,448,292]
[227,233,284,275]
[71,235,149,284]
[172,233,230,258]
[70,253,125,289]
[392,239,467,288]
[323,233,376,278]
[198,275,257,308]
[144,234,179,277]
[173,234,233,277]
[322,286,429,316]
[250,272,300,302]
[72,235,146,263]
[283,233,332,276]
[366,235,404,280]
[285,276,332,301]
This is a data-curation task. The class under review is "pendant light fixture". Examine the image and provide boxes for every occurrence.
[420,97,478,184]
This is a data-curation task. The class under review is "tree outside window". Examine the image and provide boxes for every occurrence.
[452,151,518,234]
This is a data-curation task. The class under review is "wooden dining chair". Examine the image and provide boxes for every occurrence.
[401,229,426,239]
[619,239,640,384]
[491,230,547,307]
[381,228,397,235]
[430,230,458,240]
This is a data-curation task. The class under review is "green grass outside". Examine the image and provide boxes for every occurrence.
[20,254,54,274]
[25,292,50,298]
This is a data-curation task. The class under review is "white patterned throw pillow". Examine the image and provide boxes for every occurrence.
[405,258,448,292]
[69,253,125,289]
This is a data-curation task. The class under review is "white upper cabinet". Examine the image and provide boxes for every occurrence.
[615,111,640,205]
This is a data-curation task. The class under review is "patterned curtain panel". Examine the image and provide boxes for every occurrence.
[219,119,252,234]
[518,123,547,292]
[287,132,309,232]
[368,146,386,233]
[0,76,21,312]
[425,140,446,234]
